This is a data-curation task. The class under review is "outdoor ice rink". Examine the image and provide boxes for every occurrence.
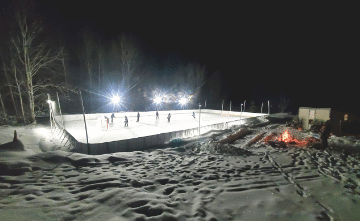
[62,110,255,144]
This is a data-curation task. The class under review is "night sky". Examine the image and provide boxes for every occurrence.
[1,1,358,116]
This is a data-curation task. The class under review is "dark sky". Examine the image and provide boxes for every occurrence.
[1,1,359,115]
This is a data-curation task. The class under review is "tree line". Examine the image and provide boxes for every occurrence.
[0,10,209,124]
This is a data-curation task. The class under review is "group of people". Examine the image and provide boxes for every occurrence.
[109,111,182,127]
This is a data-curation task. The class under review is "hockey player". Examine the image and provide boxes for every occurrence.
[124,116,128,127]
[111,113,115,124]
[167,113,171,122]
[137,112,140,122]
[192,112,195,119]
[104,115,109,124]
[156,111,159,120]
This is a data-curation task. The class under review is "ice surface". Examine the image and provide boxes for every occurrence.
[63,112,250,143]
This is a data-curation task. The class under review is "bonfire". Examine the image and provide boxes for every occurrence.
[261,128,319,148]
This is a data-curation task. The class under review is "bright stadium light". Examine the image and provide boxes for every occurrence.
[179,97,187,105]
[111,94,120,104]
[154,96,162,104]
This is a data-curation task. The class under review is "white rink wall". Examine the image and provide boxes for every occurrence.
[54,110,267,155]
[55,110,266,123]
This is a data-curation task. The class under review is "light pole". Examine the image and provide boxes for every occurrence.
[47,94,53,132]
[230,101,232,112]
[79,89,90,154]
[268,100,270,114]
[240,104,243,125]
[199,103,201,135]
[244,100,246,112]
[222,100,224,114]
[261,102,263,114]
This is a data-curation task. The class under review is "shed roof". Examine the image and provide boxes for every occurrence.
[299,107,331,110]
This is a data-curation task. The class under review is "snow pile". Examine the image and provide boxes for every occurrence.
[328,136,360,155]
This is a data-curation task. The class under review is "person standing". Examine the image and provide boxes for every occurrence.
[104,115,109,125]
[167,113,171,122]
[156,111,159,120]
[192,112,195,119]
[111,113,115,124]
[320,120,331,149]
[137,112,140,122]
[124,116,128,127]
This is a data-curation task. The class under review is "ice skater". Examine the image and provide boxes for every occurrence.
[167,113,171,122]
[104,115,109,124]
[156,111,159,120]
[124,116,128,127]
[137,112,140,122]
[192,112,195,119]
[111,113,115,124]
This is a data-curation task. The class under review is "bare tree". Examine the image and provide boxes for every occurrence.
[10,11,65,123]
[278,91,290,113]
[1,56,19,121]
[82,27,96,112]
[185,63,206,100]
[0,93,8,124]
[119,33,138,90]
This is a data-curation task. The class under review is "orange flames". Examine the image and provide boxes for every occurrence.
[261,129,320,148]
[276,129,311,147]
[277,129,296,143]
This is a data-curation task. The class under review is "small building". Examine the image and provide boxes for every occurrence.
[298,107,360,136]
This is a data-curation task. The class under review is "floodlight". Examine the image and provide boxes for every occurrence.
[154,96,162,104]
[111,95,120,104]
[179,98,187,105]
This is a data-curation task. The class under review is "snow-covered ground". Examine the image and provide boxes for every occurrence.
[63,112,249,143]
[1,115,360,221]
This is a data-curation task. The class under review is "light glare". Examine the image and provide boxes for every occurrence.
[154,97,162,104]
[111,95,120,104]
[179,98,187,105]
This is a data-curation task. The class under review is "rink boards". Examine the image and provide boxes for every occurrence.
[54,109,267,155]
